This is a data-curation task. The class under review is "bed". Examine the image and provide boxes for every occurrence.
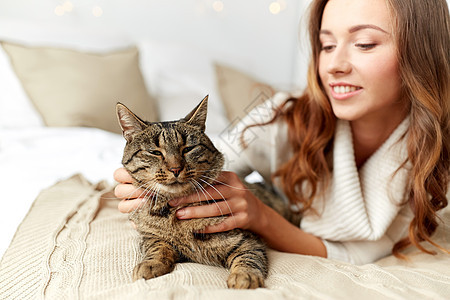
[0,4,449,299]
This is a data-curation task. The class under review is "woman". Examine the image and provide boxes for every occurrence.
[114,0,449,264]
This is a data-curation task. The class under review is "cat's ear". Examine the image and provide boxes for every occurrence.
[184,95,208,131]
[116,102,147,142]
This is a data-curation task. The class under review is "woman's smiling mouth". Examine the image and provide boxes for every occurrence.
[329,83,363,100]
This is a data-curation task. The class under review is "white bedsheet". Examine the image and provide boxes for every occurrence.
[0,126,125,257]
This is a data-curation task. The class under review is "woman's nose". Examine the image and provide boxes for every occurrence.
[326,47,352,75]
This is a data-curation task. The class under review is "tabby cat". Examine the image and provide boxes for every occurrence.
[116,96,294,289]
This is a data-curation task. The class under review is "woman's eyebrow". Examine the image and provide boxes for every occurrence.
[349,24,389,34]
[319,24,389,36]
[319,29,332,36]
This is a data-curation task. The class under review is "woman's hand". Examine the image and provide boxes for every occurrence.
[169,171,270,235]
[113,168,270,235]
[114,167,145,213]
[113,167,327,257]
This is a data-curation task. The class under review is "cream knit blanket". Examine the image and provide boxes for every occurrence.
[0,174,449,299]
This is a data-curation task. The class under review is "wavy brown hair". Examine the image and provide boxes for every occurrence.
[260,0,449,257]
[385,0,449,257]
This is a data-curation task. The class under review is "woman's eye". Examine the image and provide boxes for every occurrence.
[149,150,163,156]
[355,43,377,50]
[182,146,196,154]
[321,45,335,52]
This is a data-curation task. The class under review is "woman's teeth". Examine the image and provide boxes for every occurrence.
[333,86,361,94]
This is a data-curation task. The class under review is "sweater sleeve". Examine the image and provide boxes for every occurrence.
[323,235,395,265]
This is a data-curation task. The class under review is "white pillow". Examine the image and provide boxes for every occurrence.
[137,39,229,135]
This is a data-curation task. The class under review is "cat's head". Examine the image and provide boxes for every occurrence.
[116,96,224,197]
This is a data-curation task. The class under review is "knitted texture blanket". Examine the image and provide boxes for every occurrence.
[1,174,449,299]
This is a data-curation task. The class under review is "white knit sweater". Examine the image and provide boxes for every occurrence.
[215,92,413,264]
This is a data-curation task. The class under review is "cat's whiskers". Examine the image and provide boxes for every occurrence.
[104,184,147,207]
[118,182,154,201]
[100,182,152,201]
[197,178,236,224]
[152,184,162,213]
[135,181,157,200]
[136,185,154,200]
[128,195,150,217]
[192,179,225,216]
[192,179,233,221]
[129,197,148,217]
[136,184,160,217]
[199,175,250,191]
[195,180,226,218]
[188,180,202,204]
[129,181,159,216]
[190,179,210,205]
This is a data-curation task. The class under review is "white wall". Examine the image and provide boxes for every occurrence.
[1,0,449,91]
[0,0,311,90]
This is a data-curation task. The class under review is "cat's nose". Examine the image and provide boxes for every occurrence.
[169,167,183,177]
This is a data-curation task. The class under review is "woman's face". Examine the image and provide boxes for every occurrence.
[318,0,407,124]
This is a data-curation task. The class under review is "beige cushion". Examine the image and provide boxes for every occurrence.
[1,42,158,134]
[215,63,276,122]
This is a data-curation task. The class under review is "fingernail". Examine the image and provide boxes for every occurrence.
[176,209,186,219]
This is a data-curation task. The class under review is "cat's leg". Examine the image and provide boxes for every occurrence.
[133,236,178,281]
[225,235,268,289]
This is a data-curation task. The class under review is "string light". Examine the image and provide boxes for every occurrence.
[277,0,287,11]
[54,5,65,16]
[54,1,288,18]
[63,1,73,12]
[212,1,224,12]
[269,0,287,15]
[269,2,281,14]
[92,5,103,17]
[54,1,73,16]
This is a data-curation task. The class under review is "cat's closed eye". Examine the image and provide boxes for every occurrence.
[182,145,197,155]
[148,150,163,156]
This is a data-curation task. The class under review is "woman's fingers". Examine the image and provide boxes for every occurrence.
[118,198,143,213]
[170,172,246,207]
[175,199,235,219]
[114,183,147,199]
[114,168,147,214]
[113,167,134,183]
[115,184,151,213]
[170,185,234,206]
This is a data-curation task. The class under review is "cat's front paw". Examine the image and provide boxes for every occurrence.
[227,270,265,289]
[132,260,174,281]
